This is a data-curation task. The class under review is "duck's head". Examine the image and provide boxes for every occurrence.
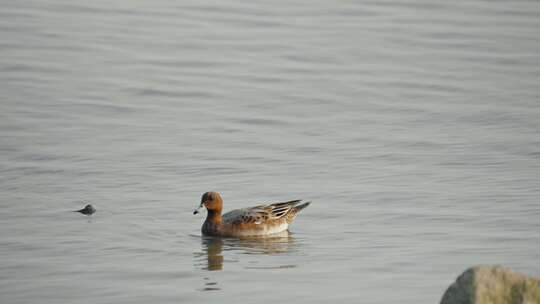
[193,192,223,215]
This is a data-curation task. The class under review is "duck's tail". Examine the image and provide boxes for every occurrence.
[293,201,311,212]
[285,201,310,224]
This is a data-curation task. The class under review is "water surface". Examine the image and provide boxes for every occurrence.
[1,1,540,303]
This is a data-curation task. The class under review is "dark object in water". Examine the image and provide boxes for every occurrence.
[75,204,96,215]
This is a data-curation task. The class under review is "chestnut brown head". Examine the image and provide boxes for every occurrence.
[193,192,223,214]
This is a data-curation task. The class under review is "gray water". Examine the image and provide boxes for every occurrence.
[1,0,540,303]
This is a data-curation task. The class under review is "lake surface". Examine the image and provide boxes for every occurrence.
[1,0,540,303]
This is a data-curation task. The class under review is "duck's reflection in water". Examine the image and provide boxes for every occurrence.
[203,237,224,271]
[195,230,296,271]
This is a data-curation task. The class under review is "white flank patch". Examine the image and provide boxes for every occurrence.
[238,223,289,236]
[265,223,289,235]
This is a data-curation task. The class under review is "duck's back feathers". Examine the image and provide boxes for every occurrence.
[223,200,306,223]
[218,200,310,236]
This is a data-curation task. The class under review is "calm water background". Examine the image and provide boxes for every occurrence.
[1,1,540,303]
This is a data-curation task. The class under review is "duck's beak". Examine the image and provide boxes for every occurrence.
[193,204,203,215]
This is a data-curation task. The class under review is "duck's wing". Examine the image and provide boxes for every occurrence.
[222,200,303,225]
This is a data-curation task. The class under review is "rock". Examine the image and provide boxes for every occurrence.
[441,266,540,304]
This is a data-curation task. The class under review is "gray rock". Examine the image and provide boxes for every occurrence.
[441,266,540,304]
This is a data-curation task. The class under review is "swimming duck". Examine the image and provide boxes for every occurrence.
[193,192,310,237]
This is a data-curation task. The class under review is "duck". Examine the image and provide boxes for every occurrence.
[193,192,310,237]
